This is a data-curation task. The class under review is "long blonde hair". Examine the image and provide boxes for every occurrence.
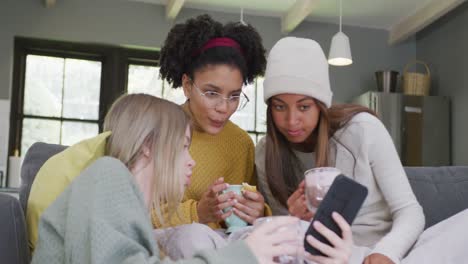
[265,100,375,207]
[104,94,190,224]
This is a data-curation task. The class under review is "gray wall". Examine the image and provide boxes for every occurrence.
[0,0,415,103]
[416,1,468,165]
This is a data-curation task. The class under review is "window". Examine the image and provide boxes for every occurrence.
[126,65,186,105]
[231,77,267,144]
[9,37,158,157]
[20,55,101,154]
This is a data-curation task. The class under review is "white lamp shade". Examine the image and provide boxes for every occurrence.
[328,31,353,66]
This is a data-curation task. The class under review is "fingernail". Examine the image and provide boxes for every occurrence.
[313,221,321,227]
[233,199,238,204]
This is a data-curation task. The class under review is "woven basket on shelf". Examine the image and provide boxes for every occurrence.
[402,60,431,96]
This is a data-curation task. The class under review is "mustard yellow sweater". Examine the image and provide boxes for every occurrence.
[152,119,258,229]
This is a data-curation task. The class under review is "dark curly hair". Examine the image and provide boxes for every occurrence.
[159,14,267,88]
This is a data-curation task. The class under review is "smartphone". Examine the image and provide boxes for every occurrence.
[304,175,368,256]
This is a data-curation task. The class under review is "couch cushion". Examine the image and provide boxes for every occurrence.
[405,166,468,229]
[0,193,30,264]
[19,142,67,215]
[26,132,110,251]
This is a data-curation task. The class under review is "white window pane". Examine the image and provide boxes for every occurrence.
[21,118,60,155]
[256,77,267,133]
[163,86,186,105]
[63,58,101,120]
[23,55,63,117]
[61,121,99,146]
[127,65,163,97]
[230,82,256,131]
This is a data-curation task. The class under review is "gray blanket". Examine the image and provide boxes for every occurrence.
[31,157,256,264]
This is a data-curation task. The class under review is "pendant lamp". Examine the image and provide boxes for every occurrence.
[328,0,352,66]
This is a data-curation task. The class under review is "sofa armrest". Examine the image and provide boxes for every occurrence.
[0,193,30,264]
[405,166,468,229]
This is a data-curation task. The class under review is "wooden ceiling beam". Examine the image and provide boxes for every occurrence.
[166,0,185,20]
[389,0,467,45]
[281,0,319,33]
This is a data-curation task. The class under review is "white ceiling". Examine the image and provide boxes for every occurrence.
[135,0,434,30]
[130,0,466,44]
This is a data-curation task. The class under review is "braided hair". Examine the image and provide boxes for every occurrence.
[159,14,266,88]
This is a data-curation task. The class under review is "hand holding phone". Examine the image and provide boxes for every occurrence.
[304,212,353,264]
[304,175,368,256]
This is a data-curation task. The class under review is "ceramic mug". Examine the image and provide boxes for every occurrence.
[222,184,248,233]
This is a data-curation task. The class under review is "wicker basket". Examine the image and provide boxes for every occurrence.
[402,60,431,96]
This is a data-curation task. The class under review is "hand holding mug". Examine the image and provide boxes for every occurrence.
[197,177,236,224]
[246,216,302,264]
[222,185,249,232]
[287,180,314,221]
[233,187,265,224]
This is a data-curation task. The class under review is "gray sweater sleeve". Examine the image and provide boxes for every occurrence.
[32,157,258,264]
[359,116,425,262]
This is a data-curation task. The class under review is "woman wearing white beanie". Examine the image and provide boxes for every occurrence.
[255,37,424,264]
[256,36,468,264]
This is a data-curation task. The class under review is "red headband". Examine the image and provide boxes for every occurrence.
[192,37,244,58]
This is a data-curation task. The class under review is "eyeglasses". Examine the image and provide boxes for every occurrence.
[191,80,250,111]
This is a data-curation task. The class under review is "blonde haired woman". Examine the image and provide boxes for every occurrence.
[31,94,312,264]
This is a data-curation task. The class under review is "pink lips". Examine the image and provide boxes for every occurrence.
[287,129,303,137]
[210,119,224,128]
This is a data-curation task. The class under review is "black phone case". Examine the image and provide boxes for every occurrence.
[304,174,368,256]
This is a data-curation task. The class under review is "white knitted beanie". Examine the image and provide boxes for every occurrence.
[263,37,333,107]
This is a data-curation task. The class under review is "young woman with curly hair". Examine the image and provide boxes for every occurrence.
[156,14,269,230]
